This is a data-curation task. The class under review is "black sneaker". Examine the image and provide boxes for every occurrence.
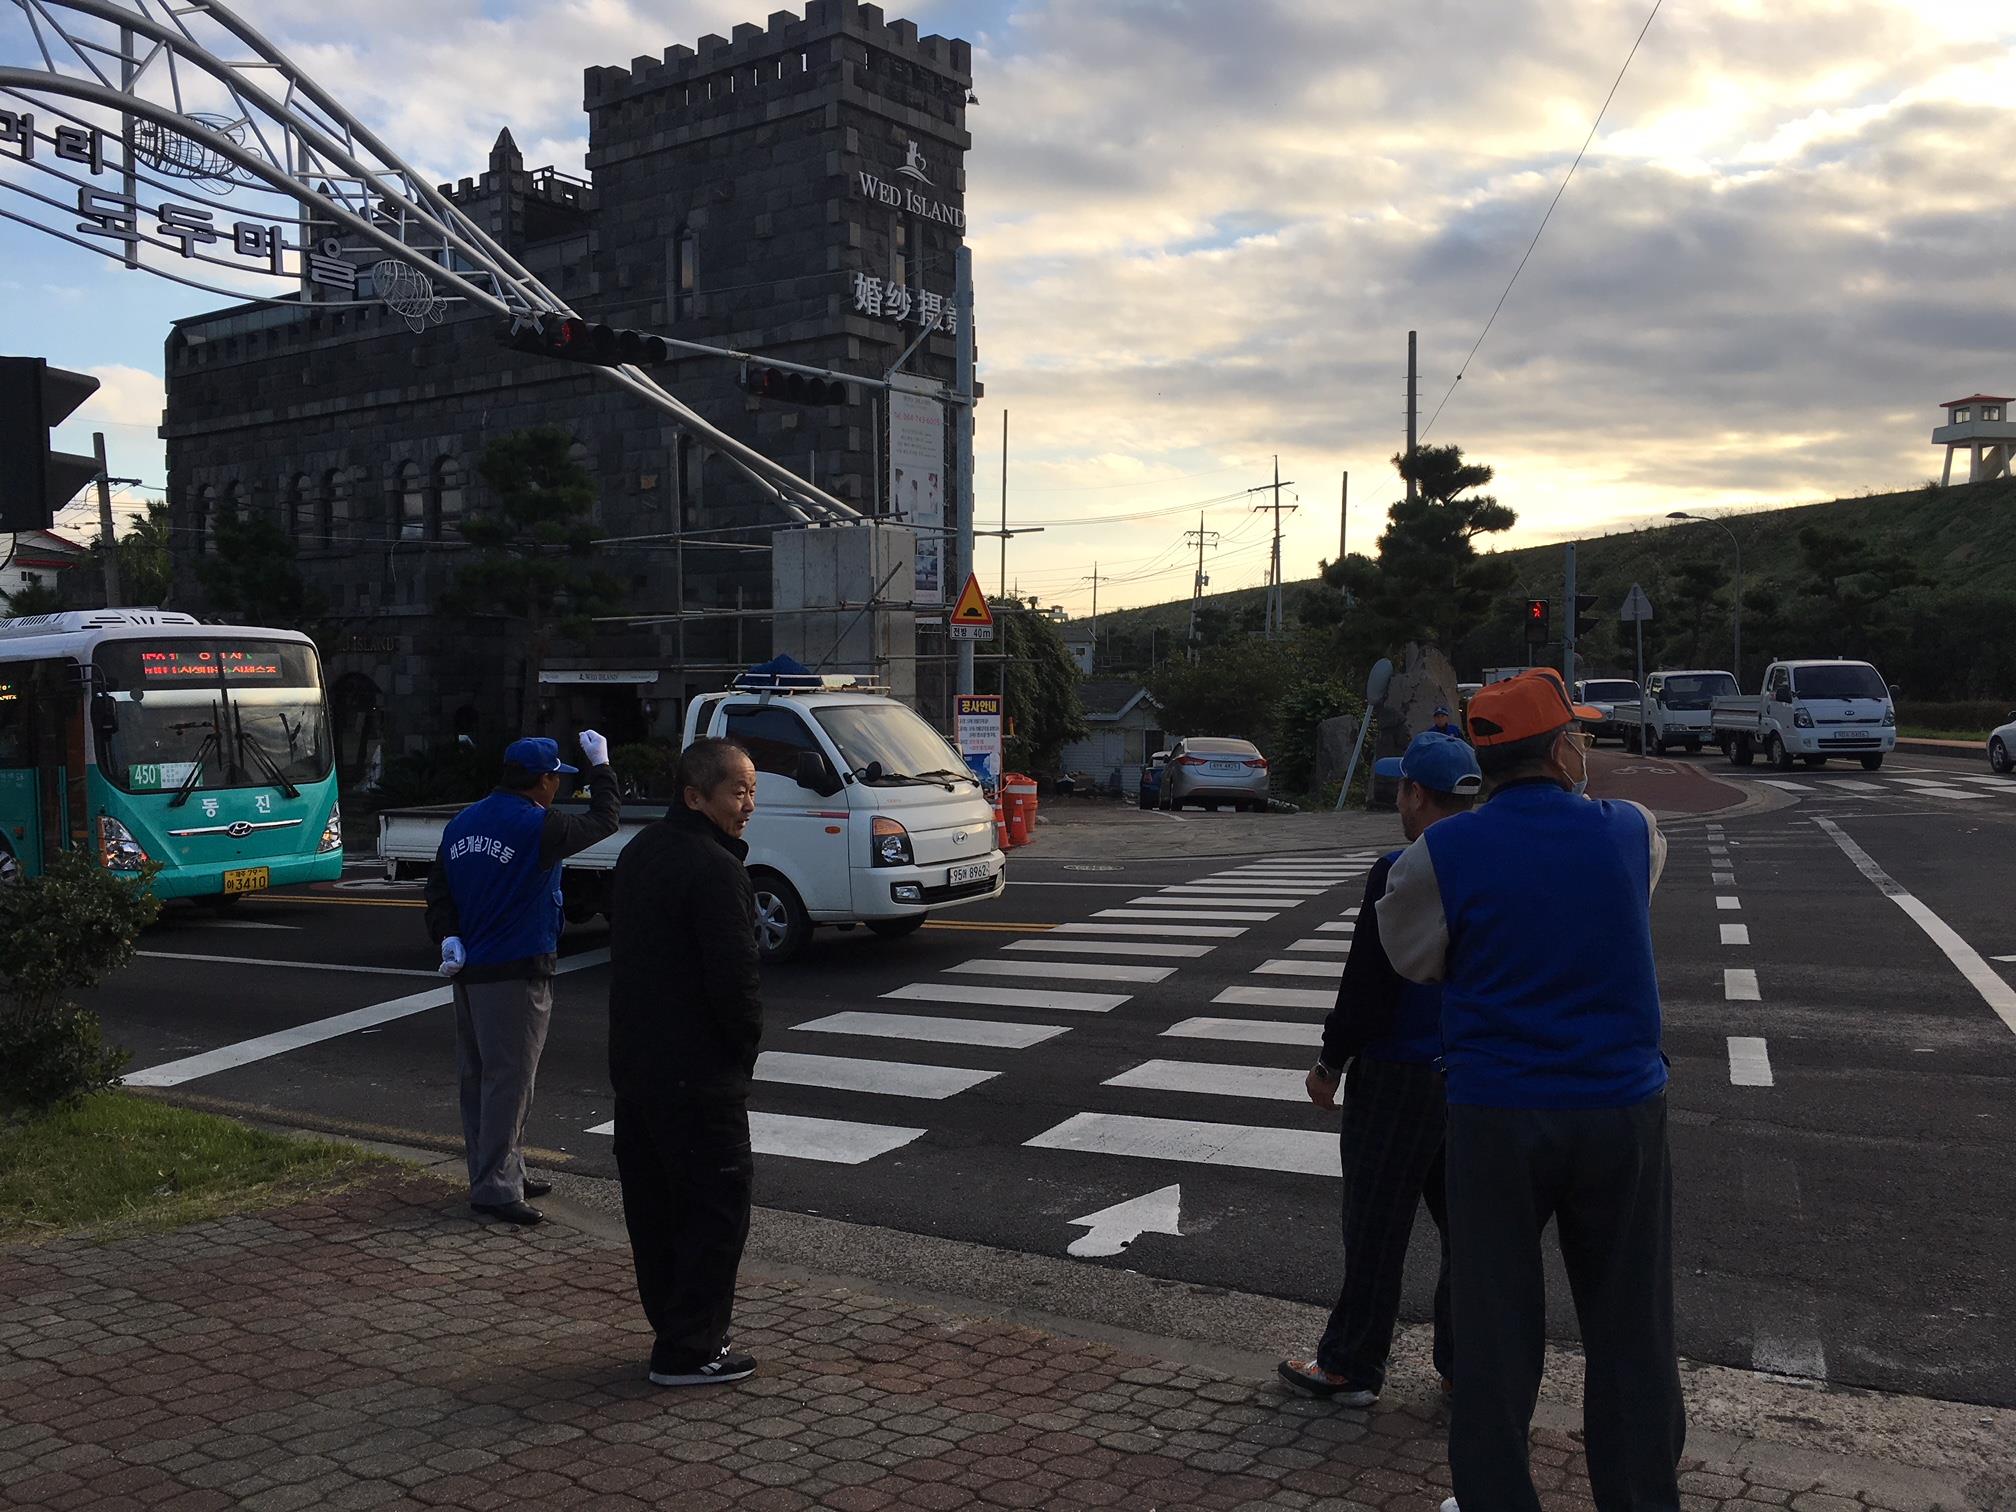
[649,1346,756,1388]
[522,1179,553,1200]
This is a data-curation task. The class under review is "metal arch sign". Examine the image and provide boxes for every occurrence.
[0,0,859,526]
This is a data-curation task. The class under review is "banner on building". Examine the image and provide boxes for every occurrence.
[888,388,947,606]
[955,693,1004,791]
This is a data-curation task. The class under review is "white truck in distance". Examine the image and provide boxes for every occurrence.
[1611,670,1740,755]
[1710,660,1897,771]
[376,673,1006,962]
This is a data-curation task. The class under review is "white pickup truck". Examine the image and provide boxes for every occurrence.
[378,673,1007,961]
[1611,670,1740,755]
[1710,659,1897,771]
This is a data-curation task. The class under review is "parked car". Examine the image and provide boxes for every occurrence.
[1711,659,1896,770]
[1989,715,2016,774]
[1137,750,1170,810]
[1159,737,1270,812]
[1573,678,1643,745]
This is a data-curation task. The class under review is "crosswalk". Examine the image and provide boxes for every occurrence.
[581,849,1380,1168]
[1750,769,2010,802]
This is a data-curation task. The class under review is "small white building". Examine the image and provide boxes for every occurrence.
[0,529,88,609]
[1056,681,1163,793]
[1932,393,2015,485]
[1063,637,1094,675]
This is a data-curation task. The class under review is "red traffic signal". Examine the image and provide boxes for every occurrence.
[497,316,668,367]
[741,364,849,405]
[1524,598,1552,641]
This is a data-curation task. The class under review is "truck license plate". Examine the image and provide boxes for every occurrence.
[948,861,991,887]
[222,866,270,895]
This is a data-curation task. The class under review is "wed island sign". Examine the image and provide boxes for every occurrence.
[853,138,965,231]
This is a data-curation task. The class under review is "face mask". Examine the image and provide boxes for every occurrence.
[1569,739,1590,798]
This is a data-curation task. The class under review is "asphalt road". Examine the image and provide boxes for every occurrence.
[85,747,2016,1408]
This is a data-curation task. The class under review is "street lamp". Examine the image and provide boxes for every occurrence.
[1665,512,1742,680]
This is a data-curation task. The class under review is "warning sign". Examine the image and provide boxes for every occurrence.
[948,573,994,640]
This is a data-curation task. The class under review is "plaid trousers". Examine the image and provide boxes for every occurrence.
[1314,1054,1453,1389]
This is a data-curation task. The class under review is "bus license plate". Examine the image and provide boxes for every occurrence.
[222,867,270,895]
[949,861,991,887]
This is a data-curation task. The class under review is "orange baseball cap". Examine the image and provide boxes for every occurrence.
[1465,668,1604,747]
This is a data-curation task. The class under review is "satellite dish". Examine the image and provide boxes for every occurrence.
[1365,658,1394,708]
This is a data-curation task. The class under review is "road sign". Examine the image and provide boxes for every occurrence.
[1621,584,1655,622]
[950,572,993,627]
[949,623,994,642]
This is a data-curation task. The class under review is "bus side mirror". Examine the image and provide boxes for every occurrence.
[794,750,841,797]
[90,693,119,737]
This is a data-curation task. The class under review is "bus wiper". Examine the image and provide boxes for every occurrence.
[233,724,301,800]
[167,728,219,809]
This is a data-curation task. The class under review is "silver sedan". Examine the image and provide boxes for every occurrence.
[1161,737,1271,812]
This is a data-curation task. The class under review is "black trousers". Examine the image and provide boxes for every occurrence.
[612,1095,754,1369]
[1316,1055,1452,1390]
[1445,1094,1685,1512]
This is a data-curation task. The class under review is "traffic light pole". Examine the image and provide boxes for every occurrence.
[93,432,121,608]
[954,247,978,698]
[1563,541,1577,686]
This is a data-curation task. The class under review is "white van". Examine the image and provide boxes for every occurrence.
[682,676,1006,959]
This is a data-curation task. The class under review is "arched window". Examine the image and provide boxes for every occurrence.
[289,474,313,539]
[324,468,348,544]
[224,481,248,527]
[398,461,425,540]
[433,456,464,539]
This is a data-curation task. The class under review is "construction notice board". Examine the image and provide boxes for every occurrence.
[956,693,1004,789]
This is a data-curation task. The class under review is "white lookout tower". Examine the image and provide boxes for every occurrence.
[1933,393,2016,485]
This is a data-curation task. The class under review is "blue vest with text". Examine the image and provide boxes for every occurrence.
[439,791,558,969]
[1363,848,1445,1065]
[1421,784,1666,1109]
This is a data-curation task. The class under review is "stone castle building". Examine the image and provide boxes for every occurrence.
[161,0,971,784]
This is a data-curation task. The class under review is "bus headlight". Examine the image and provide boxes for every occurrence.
[319,801,344,853]
[98,815,151,871]
[871,815,913,867]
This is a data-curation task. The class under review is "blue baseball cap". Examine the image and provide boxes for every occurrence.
[1375,731,1482,796]
[1433,705,1452,717]
[503,736,577,776]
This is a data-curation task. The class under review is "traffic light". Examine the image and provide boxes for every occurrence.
[496,316,670,367]
[740,364,849,405]
[1523,598,1551,641]
[1573,594,1599,640]
[0,356,101,532]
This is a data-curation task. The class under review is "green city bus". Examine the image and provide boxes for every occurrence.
[0,610,343,899]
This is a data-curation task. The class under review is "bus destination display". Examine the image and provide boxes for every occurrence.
[138,646,289,682]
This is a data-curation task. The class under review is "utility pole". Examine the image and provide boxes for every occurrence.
[1405,330,1419,502]
[999,409,1009,599]
[92,432,122,608]
[1184,513,1220,661]
[1246,459,1298,638]
[1338,470,1348,562]
[1563,541,1578,686]
[953,246,977,697]
[1083,563,1102,664]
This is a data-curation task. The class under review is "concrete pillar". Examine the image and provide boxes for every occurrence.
[771,521,917,705]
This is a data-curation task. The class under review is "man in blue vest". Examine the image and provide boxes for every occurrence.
[425,733,620,1225]
[1280,730,1479,1407]
[1378,668,1682,1512]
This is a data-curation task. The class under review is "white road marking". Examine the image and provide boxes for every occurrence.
[1104,1058,1305,1102]
[883,982,1131,1014]
[1889,782,1988,800]
[1098,907,1278,922]
[1254,958,1343,979]
[1287,939,1353,953]
[1315,921,1356,933]
[135,950,438,980]
[1160,883,1329,895]
[1026,1111,1336,1177]
[1756,779,1813,791]
[1067,1184,1183,1258]
[1752,1328,1827,1382]
[1725,968,1761,1002]
[1164,1017,1315,1046]
[1343,908,1361,918]
[1716,896,1742,911]
[1993,955,2016,964]
[755,1051,994,1100]
[949,958,1174,984]
[126,949,612,1088]
[1813,816,2016,1037]
[584,1113,927,1166]
[1721,924,1751,946]
[1727,1036,1774,1086]
[1138,893,1306,908]
[794,1011,1066,1049]
[1214,984,1334,1010]
[1712,871,1736,885]
[184,919,301,932]
[1054,922,1248,939]
[1830,780,1884,792]
[1003,939,1214,959]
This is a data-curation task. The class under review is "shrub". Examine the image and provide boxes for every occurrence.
[611,739,680,801]
[0,849,156,1120]
[1897,700,2013,736]
[370,743,503,808]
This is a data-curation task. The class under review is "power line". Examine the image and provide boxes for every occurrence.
[1419,0,1665,441]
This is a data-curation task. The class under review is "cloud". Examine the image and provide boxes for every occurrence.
[81,365,167,430]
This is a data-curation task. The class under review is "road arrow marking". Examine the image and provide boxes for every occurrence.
[1066,1183,1182,1258]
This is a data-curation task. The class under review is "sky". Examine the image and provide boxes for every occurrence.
[6,0,2016,617]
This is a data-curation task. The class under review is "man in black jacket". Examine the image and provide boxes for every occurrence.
[607,737,762,1387]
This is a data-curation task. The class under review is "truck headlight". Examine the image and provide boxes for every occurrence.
[1882,708,1896,727]
[1793,708,1815,728]
[98,815,150,871]
[319,801,344,853]
[871,815,913,867]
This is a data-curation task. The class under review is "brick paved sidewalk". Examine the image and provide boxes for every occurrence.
[0,1170,1961,1511]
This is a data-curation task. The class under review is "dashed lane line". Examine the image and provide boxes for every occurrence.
[1727,1036,1774,1086]
[1725,968,1761,1002]
[1721,924,1750,946]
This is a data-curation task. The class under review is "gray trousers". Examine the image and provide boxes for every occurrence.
[453,976,553,1207]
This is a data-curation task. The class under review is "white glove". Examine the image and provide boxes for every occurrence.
[577,729,610,768]
[439,936,465,977]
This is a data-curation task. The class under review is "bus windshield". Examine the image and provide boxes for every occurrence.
[91,639,333,796]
